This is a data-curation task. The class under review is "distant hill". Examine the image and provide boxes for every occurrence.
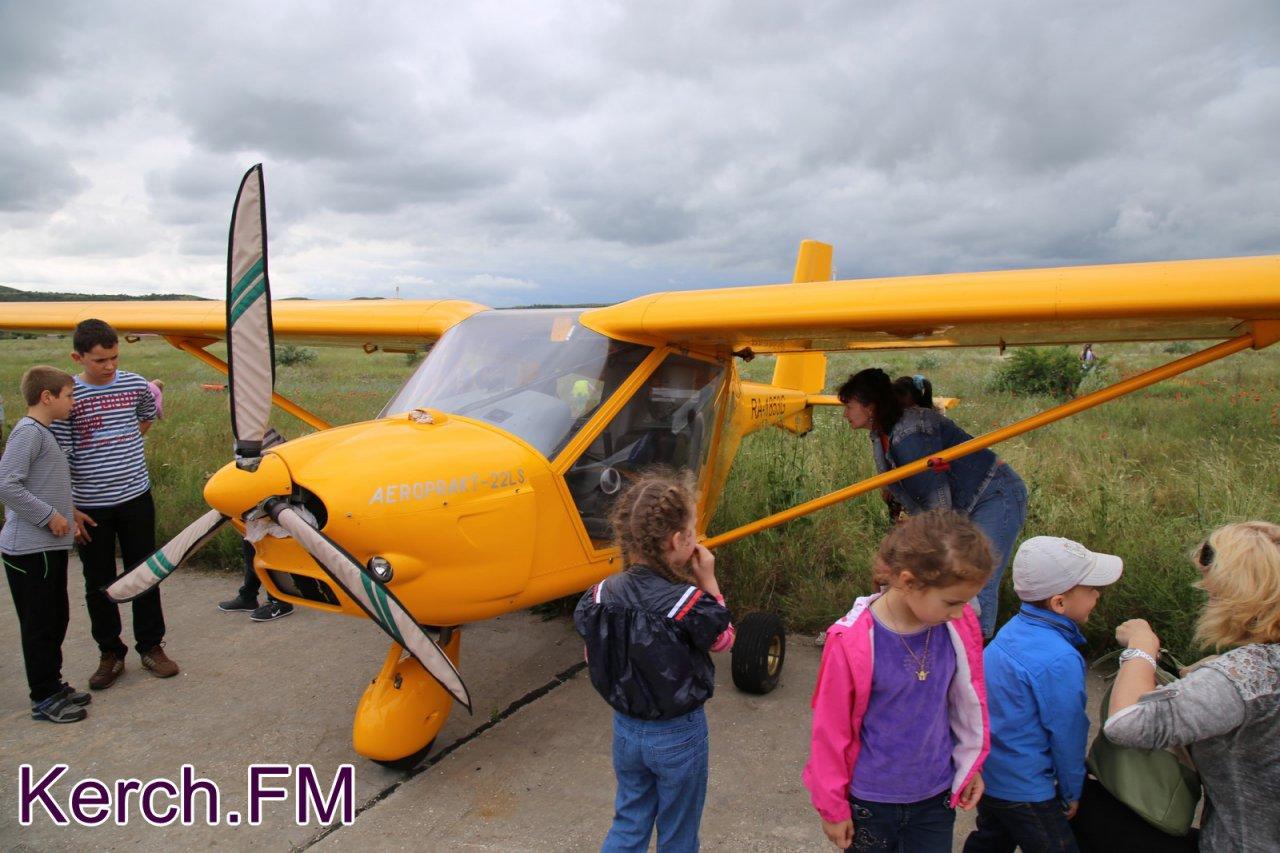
[0,286,608,309]
[0,285,207,302]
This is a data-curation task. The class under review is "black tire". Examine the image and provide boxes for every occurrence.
[731,612,786,694]
[371,738,435,772]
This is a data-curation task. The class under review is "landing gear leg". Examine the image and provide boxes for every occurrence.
[353,627,462,770]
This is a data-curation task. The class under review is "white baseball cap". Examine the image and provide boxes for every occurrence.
[1012,536,1123,601]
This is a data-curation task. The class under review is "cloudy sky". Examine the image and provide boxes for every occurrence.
[2,1,1278,305]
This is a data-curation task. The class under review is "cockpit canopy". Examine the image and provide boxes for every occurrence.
[384,307,726,543]
[382,309,651,457]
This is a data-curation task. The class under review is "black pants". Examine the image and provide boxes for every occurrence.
[1070,777,1198,852]
[4,550,70,703]
[963,794,1079,852]
[77,490,165,656]
[237,539,281,603]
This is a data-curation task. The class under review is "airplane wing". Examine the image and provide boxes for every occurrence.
[580,252,1280,353]
[0,298,488,349]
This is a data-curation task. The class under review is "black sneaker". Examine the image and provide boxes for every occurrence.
[218,592,258,612]
[250,600,294,622]
[57,682,91,706]
[32,694,88,724]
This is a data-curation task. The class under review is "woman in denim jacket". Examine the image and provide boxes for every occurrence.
[838,369,1027,636]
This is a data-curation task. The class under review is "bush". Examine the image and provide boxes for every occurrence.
[991,346,1085,399]
[277,345,317,367]
[1163,341,1196,355]
[915,353,941,372]
[1076,361,1112,396]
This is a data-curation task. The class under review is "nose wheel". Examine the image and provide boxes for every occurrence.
[354,628,462,770]
[730,612,786,695]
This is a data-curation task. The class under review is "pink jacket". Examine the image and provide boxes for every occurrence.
[802,593,989,823]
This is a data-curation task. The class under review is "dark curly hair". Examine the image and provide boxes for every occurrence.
[874,509,994,588]
[609,467,697,583]
[837,368,904,433]
[893,374,934,410]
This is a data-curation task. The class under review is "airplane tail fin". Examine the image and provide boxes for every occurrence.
[771,240,831,435]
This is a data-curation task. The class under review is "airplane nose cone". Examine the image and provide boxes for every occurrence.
[203,453,293,518]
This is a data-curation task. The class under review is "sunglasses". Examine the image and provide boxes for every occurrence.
[1196,540,1215,571]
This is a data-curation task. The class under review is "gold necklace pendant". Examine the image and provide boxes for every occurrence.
[879,599,932,684]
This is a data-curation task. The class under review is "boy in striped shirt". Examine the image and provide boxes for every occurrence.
[51,319,179,689]
[1,366,91,723]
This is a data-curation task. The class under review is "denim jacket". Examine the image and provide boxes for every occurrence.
[871,407,1000,515]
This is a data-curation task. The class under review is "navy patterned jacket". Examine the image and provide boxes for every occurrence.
[574,564,731,720]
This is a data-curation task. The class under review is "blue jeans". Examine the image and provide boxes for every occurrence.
[847,790,955,852]
[602,707,708,853]
[969,466,1028,637]
[962,795,1079,852]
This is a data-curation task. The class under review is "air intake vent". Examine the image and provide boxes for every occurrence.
[269,570,340,606]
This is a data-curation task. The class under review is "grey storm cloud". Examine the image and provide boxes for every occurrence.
[0,127,88,214]
[1,0,1278,303]
[0,3,78,96]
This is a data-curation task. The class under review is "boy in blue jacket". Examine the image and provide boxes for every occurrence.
[963,537,1123,852]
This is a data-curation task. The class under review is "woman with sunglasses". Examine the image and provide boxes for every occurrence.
[1105,522,1280,851]
[838,368,1027,637]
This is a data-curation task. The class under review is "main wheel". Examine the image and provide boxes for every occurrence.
[731,612,786,694]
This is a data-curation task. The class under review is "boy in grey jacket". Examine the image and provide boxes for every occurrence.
[0,366,90,723]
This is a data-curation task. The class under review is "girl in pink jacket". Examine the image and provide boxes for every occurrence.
[804,510,992,851]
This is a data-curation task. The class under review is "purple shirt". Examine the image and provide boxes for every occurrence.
[850,612,957,803]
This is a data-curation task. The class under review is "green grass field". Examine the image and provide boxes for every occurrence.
[3,335,1276,659]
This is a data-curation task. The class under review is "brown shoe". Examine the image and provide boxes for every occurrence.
[140,645,180,678]
[89,653,125,690]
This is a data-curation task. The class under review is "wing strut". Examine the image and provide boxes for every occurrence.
[163,335,333,431]
[704,333,1261,549]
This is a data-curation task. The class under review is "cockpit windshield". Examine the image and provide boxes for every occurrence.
[381,310,652,458]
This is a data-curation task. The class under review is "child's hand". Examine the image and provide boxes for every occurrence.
[1115,618,1160,656]
[73,509,96,544]
[957,772,984,810]
[821,818,852,849]
[47,511,71,537]
[690,544,721,597]
[1065,800,1079,820]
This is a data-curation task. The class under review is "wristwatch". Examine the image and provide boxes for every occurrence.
[1119,647,1158,670]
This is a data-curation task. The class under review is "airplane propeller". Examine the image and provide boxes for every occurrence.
[105,164,472,712]
[266,500,470,708]
[225,163,275,465]
[106,509,229,602]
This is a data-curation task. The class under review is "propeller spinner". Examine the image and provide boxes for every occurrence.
[105,164,471,711]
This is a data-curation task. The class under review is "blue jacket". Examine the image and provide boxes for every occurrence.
[982,603,1089,803]
[871,408,1002,515]
[574,565,730,721]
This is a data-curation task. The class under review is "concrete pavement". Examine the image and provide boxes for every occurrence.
[2,564,1106,851]
[0,567,588,850]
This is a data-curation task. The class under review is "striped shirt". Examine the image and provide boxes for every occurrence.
[0,417,74,555]
[50,370,157,508]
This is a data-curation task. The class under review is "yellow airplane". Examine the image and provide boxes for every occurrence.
[3,165,1278,768]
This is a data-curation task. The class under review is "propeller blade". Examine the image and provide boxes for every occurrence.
[226,163,276,461]
[106,510,229,602]
[268,502,473,712]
